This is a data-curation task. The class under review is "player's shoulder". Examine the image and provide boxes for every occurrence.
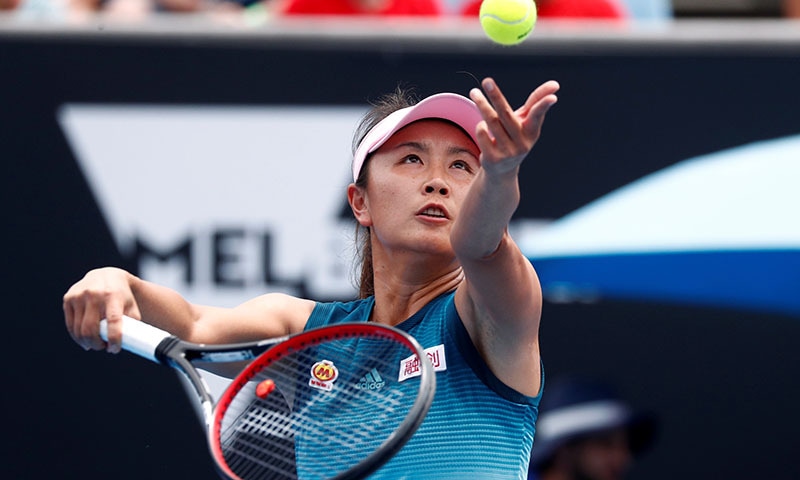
[306,296,376,329]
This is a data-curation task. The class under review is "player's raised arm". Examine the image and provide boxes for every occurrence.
[452,77,558,395]
[454,77,558,261]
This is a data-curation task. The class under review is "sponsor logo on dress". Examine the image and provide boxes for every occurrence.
[309,360,338,391]
[355,368,386,391]
[398,344,447,382]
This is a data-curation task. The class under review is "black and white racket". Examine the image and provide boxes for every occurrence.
[99,316,435,480]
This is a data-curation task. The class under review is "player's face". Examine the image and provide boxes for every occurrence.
[354,119,480,256]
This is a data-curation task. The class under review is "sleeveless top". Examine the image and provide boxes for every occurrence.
[303,291,542,479]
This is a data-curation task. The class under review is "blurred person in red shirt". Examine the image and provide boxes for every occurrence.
[784,0,800,17]
[0,0,22,9]
[461,0,627,19]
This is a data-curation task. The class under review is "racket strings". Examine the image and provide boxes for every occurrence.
[217,334,418,480]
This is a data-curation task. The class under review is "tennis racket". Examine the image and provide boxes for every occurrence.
[99,316,435,480]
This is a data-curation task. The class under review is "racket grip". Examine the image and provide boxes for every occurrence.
[99,315,172,363]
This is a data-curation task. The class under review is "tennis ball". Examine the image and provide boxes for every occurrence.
[479,0,537,46]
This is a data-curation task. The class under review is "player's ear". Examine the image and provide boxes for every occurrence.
[347,183,372,227]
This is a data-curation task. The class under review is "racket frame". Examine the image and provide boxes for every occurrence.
[101,316,436,480]
[211,322,435,480]
[100,317,288,428]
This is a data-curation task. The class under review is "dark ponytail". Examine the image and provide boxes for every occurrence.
[351,85,418,298]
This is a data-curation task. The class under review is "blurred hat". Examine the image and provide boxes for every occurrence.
[352,92,482,182]
[529,376,658,472]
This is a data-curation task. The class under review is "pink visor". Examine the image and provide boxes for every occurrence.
[352,92,483,182]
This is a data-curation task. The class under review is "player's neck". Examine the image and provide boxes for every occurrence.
[369,267,463,326]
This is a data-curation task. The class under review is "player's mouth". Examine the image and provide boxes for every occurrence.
[417,204,449,219]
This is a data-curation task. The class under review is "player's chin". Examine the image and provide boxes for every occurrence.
[421,239,457,259]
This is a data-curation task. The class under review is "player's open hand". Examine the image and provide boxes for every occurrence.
[469,77,559,176]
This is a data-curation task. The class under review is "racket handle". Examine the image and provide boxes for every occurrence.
[99,315,172,363]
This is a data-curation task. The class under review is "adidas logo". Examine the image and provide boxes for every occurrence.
[355,368,385,391]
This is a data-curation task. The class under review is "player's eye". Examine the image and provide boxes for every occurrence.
[452,160,474,173]
[402,154,422,164]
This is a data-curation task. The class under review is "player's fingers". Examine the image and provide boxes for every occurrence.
[81,301,108,352]
[469,85,491,126]
[470,82,508,138]
[472,120,496,158]
[103,299,126,354]
[526,82,559,118]
[522,93,558,141]
[481,78,517,128]
[470,80,548,172]
[470,85,516,154]
[64,284,99,351]
[482,78,551,155]
[62,293,84,349]
[515,81,559,140]
[469,87,497,150]
[521,80,560,115]
[479,78,525,149]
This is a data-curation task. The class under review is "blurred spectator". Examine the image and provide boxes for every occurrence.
[1,0,22,10]
[151,0,270,14]
[142,0,271,13]
[529,376,658,480]
[784,0,800,16]
[279,0,443,16]
[671,0,800,18]
[460,0,627,19]
[0,0,100,19]
[619,0,671,20]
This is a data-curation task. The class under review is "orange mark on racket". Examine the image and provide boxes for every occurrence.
[256,379,276,399]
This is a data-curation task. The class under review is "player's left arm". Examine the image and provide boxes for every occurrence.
[452,77,558,397]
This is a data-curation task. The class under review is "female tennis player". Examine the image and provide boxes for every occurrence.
[64,76,559,479]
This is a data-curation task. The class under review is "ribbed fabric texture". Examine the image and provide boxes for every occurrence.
[305,292,541,479]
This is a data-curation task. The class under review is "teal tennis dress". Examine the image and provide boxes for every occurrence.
[302,291,542,479]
